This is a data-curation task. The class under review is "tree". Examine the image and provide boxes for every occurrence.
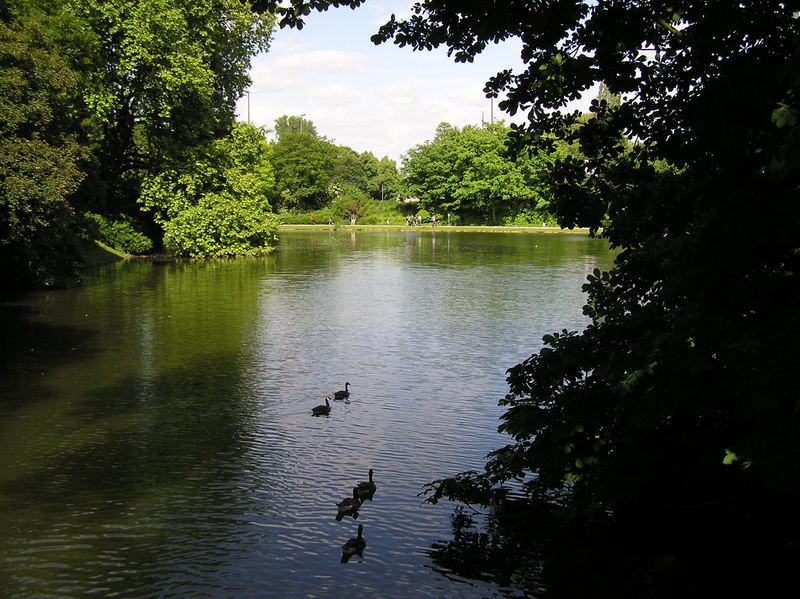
[274,114,318,138]
[330,145,368,191]
[139,122,278,257]
[594,81,620,110]
[1,0,277,288]
[269,114,403,214]
[271,126,337,210]
[330,183,369,222]
[402,122,456,213]
[73,0,273,223]
[360,151,402,201]
[0,5,87,289]
[452,122,547,222]
[403,121,550,223]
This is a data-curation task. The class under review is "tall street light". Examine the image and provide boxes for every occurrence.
[300,113,306,134]
[246,91,250,124]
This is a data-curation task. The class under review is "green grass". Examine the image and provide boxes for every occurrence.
[83,240,129,265]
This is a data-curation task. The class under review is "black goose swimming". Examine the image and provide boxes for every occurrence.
[311,396,331,416]
[333,382,350,400]
[336,486,361,520]
[356,469,376,500]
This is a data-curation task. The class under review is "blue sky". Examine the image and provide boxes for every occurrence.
[236,1,592,165]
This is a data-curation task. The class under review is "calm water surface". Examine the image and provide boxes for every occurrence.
[0,230,613,598]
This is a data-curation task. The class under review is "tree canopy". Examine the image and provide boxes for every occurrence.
[271,130,337,211]
[140,122,278,257]
[403,121,553,224]
[268,114,404,214]
[1,0,275,286]
[74,0,273,221]
[0,4,86,288]
[405,0,800,539]
[361,151,403,202]
[274,114,318,138]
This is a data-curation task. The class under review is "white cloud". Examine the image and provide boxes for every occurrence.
[270,50,369,75]
[237,1,593,164]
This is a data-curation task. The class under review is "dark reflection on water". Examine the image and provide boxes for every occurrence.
[0,231,613,598]
[427,497,799,599]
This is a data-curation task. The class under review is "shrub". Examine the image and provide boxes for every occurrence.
[162,193,278,257]
[84,212,153,254]
[501,209,558,226]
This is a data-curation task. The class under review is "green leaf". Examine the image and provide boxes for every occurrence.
[771,103,797,129]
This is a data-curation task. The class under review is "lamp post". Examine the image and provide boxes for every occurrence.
[300,113,306,134]
[246,91,250,124]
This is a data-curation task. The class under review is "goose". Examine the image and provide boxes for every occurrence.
[333,381,350,401]
[356,469,376,500]
[311,397,331,416]
[336,486,361,521]
[341,524,366,562]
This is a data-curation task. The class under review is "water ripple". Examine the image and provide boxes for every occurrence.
[0,231,613,598]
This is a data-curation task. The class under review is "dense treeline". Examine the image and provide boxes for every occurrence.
[268,114,404,221]
[403,121,566,225]
[272,115,567,226]
[0,0,273,290]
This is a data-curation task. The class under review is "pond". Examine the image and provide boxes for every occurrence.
[0,230,614,598]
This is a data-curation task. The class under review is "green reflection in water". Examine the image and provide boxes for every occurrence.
[0,230,615,598]
[0,258,272,596]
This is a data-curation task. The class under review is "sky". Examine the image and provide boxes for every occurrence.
[235,0,589,165]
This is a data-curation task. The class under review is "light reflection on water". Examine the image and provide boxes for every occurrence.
[0,230,613,598]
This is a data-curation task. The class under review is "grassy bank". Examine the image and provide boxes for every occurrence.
[83,240,129,265]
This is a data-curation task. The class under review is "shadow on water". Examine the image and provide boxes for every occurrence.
[0,304,100,397]
[0,360,253,496]
[426,497,800,598]
[0,258,268,596]
[0,355,264,597]
[0,352,257,501]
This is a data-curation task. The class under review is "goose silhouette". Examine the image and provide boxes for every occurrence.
[336,486,361,521]
[333,382,350,400]
[311,397,331,416]
[356,469,376,500]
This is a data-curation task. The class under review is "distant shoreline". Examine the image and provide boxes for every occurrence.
[278,224,593,234]
[84,225,595,270]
